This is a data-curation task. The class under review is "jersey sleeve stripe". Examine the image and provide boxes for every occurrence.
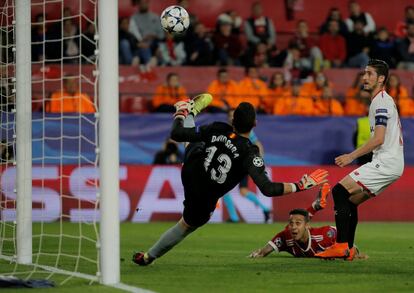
[268,240,279,252]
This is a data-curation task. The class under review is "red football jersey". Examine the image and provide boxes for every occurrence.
[269,226,337,257]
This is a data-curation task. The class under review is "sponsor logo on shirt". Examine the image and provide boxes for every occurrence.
[376,108,388,114]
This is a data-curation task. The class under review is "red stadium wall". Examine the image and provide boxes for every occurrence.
[1,165,413,222]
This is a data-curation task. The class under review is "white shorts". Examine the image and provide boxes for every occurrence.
[349,160,401,196]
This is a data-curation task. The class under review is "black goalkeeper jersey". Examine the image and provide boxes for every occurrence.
[171,119,285,199]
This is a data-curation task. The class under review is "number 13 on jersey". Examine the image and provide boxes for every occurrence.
[204,146,232,184]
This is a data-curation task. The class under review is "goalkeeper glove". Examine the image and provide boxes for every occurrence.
[312,183,331,211]
[295,169,328,191]
[173,101,189,120]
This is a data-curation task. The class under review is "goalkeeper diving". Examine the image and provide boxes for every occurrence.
[133,95,329,266]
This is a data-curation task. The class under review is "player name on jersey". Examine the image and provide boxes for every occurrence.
[211,135,240,158]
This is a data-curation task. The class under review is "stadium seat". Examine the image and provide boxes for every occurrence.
[120,95,149,113]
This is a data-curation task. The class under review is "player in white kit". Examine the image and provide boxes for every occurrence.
[315,59,404,260]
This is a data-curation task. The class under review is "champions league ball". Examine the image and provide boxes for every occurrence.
[160,5,190,34]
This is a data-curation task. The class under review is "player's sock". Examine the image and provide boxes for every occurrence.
[223,194,239,222]
[148,221,196,259]
[348,202,358,248]
[307,206,317,218]
[246,192,269,212]
[183,115,195,128]
[332,183,352,243]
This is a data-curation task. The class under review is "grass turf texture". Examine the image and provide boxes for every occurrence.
[1,222,414,292]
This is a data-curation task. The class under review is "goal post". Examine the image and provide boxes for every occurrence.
[1,0,121,287]
[15,0,32,266]
[98,0,120,285]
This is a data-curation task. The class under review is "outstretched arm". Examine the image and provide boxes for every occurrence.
[246,154,329,197]
[250,230,286,258]
[249,243,274,258]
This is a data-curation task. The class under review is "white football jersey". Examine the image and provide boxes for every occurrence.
[368,90,404,175]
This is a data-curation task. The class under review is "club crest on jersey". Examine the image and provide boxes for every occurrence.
[253,156,264,167]
[327,228,336,238]
[275,237,282,248]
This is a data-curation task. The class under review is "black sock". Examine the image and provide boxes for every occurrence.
[348,202,358,248]
[332,183,352,244]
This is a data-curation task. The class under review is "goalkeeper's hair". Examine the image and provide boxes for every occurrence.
[233,102,256,134]
[367,59,389,84]
[289,208,310,222]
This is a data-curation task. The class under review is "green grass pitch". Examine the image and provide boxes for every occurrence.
[1,222,414,292]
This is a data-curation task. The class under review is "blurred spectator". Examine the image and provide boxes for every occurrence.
[244,2,276,52]
[344,72,370,116]
[185,23,213,66]
[177,0,199,34]
[370,27,397,68]
[250,42,271,68]
[212,19,242,66]
[345,1,376,34]
[319,7,349,36]
[319,20,347,68]
[129,0,164,57]
[283,44,311,82]
[313,86,344,116]
[45,7,76,62]
[62,18,80,63]
[81,22,97,63]
[158,33,187,66]
[386,73,409,100]
[0,68,15,112]
[396,22,414,70]
[206,68,239,111]
[217,10,243,35]
[46,76,95,113]
[265,72,291,115]
[345,19,371,68]
[289,20,323,73]
[153,139,183,165]
[290,81,315,116]
[299,72,335,116]
[394,5,414,38]
[32,13,46,62]
[119,17,153,66]
[0,140,14,163]
[63,6,72,18]
[237,66,268,111]
[386,73,414,117]
[152,73,188,112]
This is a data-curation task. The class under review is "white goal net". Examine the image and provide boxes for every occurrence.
[0,0,120,286]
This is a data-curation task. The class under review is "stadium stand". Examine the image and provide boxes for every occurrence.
[32,64,413,114]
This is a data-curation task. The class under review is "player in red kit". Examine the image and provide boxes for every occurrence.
[249,183,367,259]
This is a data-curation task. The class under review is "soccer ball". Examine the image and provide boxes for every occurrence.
[160,5,190,34]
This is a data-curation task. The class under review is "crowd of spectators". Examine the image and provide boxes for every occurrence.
[2,1,414,116]
[150,67,414,117]
[22,1,414,75]
[115,0,414,75]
